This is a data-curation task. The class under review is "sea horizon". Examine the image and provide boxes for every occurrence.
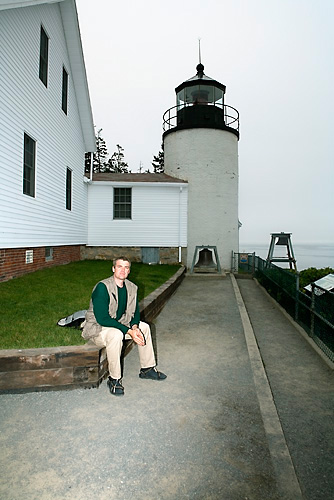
[239,242,334,271]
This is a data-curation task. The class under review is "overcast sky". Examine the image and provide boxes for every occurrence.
[76,0,334,245]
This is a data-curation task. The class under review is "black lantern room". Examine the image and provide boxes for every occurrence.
[163,63,239,138]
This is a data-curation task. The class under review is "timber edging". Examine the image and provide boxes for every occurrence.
[0,266,186,393]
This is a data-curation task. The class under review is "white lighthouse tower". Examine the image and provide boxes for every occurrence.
[163,62,240,271]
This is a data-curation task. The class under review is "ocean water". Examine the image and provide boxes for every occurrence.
[239,243,334,271]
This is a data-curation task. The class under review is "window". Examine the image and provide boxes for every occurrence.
[23,133,36,197]
[62,67,68,114]
[45,247,53,261]
[113,188,131,219]
[39,26,49,87]
[66,168,72,210]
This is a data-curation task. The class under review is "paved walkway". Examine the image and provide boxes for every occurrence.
[0,275,333,500]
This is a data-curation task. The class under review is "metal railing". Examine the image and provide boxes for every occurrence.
[232,252,334,362]
[163,103,240,133]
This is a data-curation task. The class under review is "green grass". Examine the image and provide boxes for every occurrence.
[0,260,180,350]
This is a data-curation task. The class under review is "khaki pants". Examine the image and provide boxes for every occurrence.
[91,321,156,380]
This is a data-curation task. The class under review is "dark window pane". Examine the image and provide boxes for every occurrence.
[66,168,72,210]
[39,26,49,87]
[62,67,68,114]
[113,188,131,219]
[45,247,53,261]
[23,133,35,197]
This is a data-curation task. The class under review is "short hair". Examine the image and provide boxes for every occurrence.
[112,256,131,267]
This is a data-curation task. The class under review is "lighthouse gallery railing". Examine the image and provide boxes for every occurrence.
[163,103,240,133]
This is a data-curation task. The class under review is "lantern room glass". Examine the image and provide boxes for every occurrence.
[177,85,223,109]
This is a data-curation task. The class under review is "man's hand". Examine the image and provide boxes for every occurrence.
[128,326,145,346]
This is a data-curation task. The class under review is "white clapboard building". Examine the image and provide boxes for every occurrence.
[83,173,188,265]
[0,0,96,280]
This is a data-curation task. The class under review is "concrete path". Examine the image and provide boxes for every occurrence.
[0,275,333,500]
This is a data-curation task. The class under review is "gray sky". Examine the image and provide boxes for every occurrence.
[76,0,334,245]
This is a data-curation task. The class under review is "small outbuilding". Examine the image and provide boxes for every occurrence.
[83,173,188,265]
[304,274,334,295]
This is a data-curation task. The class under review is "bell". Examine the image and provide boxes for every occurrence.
[194,248,216,268]
[276,234,289,245]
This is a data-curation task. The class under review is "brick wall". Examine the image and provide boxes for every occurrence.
[0,245,82,282]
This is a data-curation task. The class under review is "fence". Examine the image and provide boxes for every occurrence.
[232,252,334,363]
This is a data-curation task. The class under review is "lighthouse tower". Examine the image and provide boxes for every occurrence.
[162,62,240,271]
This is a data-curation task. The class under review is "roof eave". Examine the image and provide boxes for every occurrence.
[59,0,96,152]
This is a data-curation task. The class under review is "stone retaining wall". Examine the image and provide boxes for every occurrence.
[0,267,186,393]
[81,246,187,265]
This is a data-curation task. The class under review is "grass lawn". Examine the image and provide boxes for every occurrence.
[0,260,180,350]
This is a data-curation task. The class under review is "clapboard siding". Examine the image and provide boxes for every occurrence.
[88,183,188,247]
[0,3,90,249]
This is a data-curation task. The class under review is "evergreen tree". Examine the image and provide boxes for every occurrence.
[84,129,109,173]
[105,144,129,173]
[94,129,109,172]
[152,143,164,173]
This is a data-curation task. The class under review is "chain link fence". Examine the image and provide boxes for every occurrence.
[232,252,334,363]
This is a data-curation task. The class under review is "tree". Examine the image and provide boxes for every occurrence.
[85,131,130,174]
[152,143,164,173]
[85,129,109,173]
[105,144,129,173]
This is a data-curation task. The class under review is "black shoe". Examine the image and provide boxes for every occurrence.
[139,367,167,380]
[107,377,124,395]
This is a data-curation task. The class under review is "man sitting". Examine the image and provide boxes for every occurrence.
[82,256,166,395]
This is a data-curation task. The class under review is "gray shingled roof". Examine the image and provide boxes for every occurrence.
[92,173,187,183]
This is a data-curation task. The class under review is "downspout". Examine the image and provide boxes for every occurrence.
[178,187,183,262]
[90,152,93,181]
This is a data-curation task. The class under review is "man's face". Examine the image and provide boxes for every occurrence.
[113,259,131,281]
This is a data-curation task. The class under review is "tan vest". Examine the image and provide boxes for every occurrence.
[82,276,138,340]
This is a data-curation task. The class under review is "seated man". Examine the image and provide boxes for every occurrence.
[82,256,166,396]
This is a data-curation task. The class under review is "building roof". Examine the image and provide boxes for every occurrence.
[0,0,96,152]
[175,63,226,94]
[92,172,188,183]
[0,0,59,7]
[304,274,334,295]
